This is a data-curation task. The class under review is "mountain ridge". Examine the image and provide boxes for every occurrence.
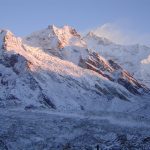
[0,25,149,113]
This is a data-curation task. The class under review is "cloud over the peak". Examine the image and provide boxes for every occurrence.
[91,23,150,46]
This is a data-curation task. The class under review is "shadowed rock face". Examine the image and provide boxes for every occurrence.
[79,52,150,95]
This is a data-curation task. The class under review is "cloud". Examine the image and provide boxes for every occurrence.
[91,23,150,46]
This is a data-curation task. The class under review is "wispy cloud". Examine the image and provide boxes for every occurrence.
[90,23,150,46]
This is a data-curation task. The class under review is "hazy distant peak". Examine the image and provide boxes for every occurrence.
[84,31,114,46]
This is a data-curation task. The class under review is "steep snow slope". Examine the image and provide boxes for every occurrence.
[0,30,56,109]
[84,32,150,87]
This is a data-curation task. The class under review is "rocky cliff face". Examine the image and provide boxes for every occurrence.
[79,52,149,95]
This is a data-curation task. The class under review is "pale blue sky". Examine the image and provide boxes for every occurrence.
[0,0,150,40]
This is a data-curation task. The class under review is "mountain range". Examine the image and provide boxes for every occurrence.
[0,25,150,149]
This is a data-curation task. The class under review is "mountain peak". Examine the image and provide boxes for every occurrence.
[0,29,13,36]
[47,24,80,38]
[0,29,14,49]
[84,31,114,46]
[24,24,85,49]
[47,24,57,30]
[0,29,23,53]
[0,29,14,41]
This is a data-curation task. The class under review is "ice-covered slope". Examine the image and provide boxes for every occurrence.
[84,32,150,87]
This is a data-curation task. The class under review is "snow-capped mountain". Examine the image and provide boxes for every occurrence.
[24,25,88,64]
[84,31,150,87]
[0,25,149,113]
[24,25,149,95]
[24,25,86,49]
[1,25,150,150]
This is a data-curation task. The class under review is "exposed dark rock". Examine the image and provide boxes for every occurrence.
[80,105,84,110]
[41,94,56,109]
[24,105,38,110]
[1,76,8,86]
[116,134,127,144]
[143,137,150,143]
[0,54,18,68]
[118,78,140,95]
[95,83,129,101]
[108,59,122,70]
[0,139,8,150]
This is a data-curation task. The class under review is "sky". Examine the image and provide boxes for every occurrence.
[0,0,150,45]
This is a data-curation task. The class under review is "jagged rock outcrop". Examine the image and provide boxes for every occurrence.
[79,52,149,95]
